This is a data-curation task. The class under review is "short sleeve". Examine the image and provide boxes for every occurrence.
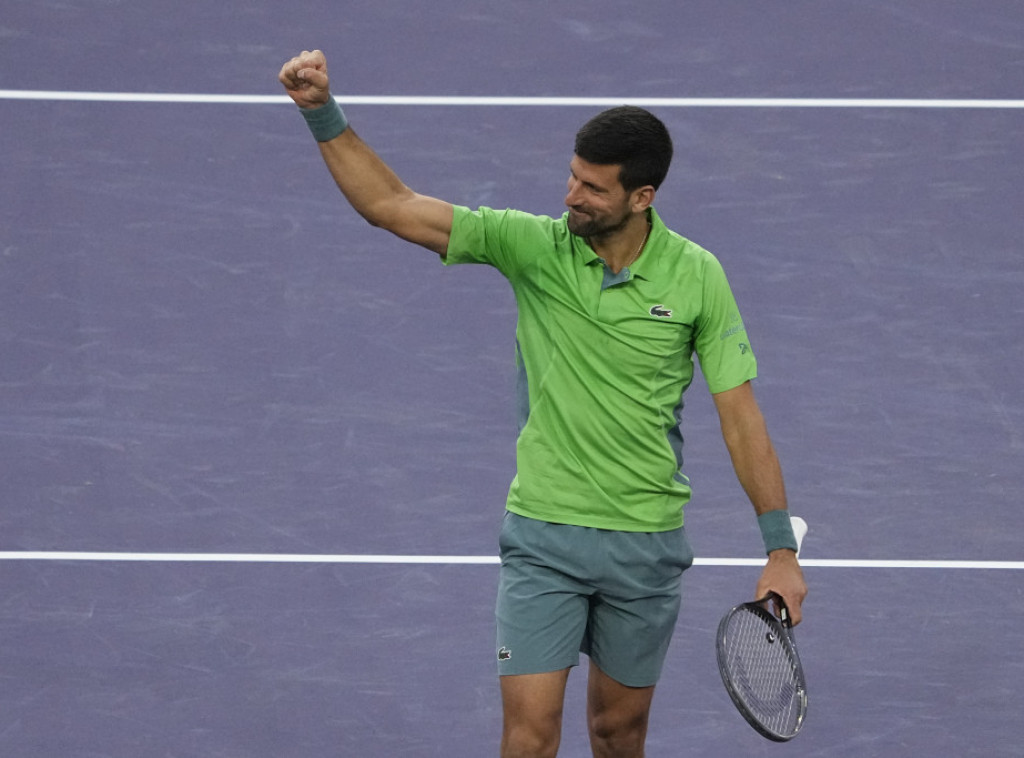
[692,255,758,393]
[444,206,527,279]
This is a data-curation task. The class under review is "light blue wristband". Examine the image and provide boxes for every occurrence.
[300,96,349,142]
[758,510,798,554]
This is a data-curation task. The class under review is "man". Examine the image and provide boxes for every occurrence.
[279,49,807,758]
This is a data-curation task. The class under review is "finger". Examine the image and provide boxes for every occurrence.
[295,49,327,79]
[279,50,326,87]
[785,595,803,626]
[755,586,804,626]
[278,55,307,87]
[782,583,807,626]
[297,65,329,90]
[306,49,327,68]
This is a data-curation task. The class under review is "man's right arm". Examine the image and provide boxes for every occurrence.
[279,50,454,257]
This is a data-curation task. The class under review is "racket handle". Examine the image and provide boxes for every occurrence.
[790,516,808,557]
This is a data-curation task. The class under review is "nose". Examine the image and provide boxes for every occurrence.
[565,176,582,207]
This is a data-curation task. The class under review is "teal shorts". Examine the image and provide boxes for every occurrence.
[495,511,694,688]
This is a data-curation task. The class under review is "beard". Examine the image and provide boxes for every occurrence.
[566,206,632,239]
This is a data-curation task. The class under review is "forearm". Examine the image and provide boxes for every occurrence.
[719,401,788,517]
[317,128,418,229]
[314,122,452,254]
[713,384,806,616]
[280,51,452,254]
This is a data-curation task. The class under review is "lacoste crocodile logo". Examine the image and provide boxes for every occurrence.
[497,647,512,661]
[649,304,672,318]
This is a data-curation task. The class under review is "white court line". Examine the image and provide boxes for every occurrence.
[703,558,1024,570]
[0,552,499,564]
[0,552,1020,569]
[1,90,1023,109]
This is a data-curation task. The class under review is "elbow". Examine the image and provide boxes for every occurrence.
[357,189,416,233]
[356,198,391,229]
[362,213,387,230]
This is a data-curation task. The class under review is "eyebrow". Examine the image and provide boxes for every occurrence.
[569,165,609,193]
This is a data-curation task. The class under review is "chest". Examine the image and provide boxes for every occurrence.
[514,255,702,383]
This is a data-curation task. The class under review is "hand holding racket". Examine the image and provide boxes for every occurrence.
[716,516,809,741]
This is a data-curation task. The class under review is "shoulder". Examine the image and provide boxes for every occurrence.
[645,209,725,282]
[453,206,565,238]
[448,206,569,271]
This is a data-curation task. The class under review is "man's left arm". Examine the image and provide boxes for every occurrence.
[713,381,808,624]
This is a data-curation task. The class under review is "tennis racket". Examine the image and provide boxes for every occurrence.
[715,515,808,742]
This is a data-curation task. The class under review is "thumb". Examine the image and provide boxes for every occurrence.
[297,66,330,90]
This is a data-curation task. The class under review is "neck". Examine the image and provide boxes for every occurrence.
[591,213,652,274]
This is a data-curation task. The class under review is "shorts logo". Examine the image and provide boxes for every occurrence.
[649,304,672,319]
[497,647,512,661]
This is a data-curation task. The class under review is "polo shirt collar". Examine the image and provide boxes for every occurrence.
[628,207,668,282]
[568,207,668,282]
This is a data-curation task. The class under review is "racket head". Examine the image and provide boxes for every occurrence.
[716,598,808,741]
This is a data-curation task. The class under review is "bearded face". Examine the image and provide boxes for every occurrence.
[564,157,635,240]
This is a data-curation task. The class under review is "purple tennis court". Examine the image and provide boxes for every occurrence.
[2,2,1022,755]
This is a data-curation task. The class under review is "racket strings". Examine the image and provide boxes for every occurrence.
[720,609,805,736]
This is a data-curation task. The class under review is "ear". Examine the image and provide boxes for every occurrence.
[630,185,656,213]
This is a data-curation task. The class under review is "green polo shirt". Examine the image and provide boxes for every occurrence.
[444,205,757,532]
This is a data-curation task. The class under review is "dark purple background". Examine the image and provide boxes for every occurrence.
[2,1,1022,755]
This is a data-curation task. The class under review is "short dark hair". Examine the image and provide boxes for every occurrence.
[574,106,674,192]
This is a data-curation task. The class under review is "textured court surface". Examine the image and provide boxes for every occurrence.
[2,2,1023,756]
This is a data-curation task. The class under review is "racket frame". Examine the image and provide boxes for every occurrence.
[715,593,808,742]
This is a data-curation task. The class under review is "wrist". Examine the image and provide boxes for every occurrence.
[757,509,798,555]
[300,96,349,142]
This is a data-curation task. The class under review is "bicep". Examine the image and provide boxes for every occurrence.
[385,192,454,257]
[712,381,768,445]
[316,130,453,256]
[712,380,756,420]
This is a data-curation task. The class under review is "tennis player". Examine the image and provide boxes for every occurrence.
[279,49,807,758]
